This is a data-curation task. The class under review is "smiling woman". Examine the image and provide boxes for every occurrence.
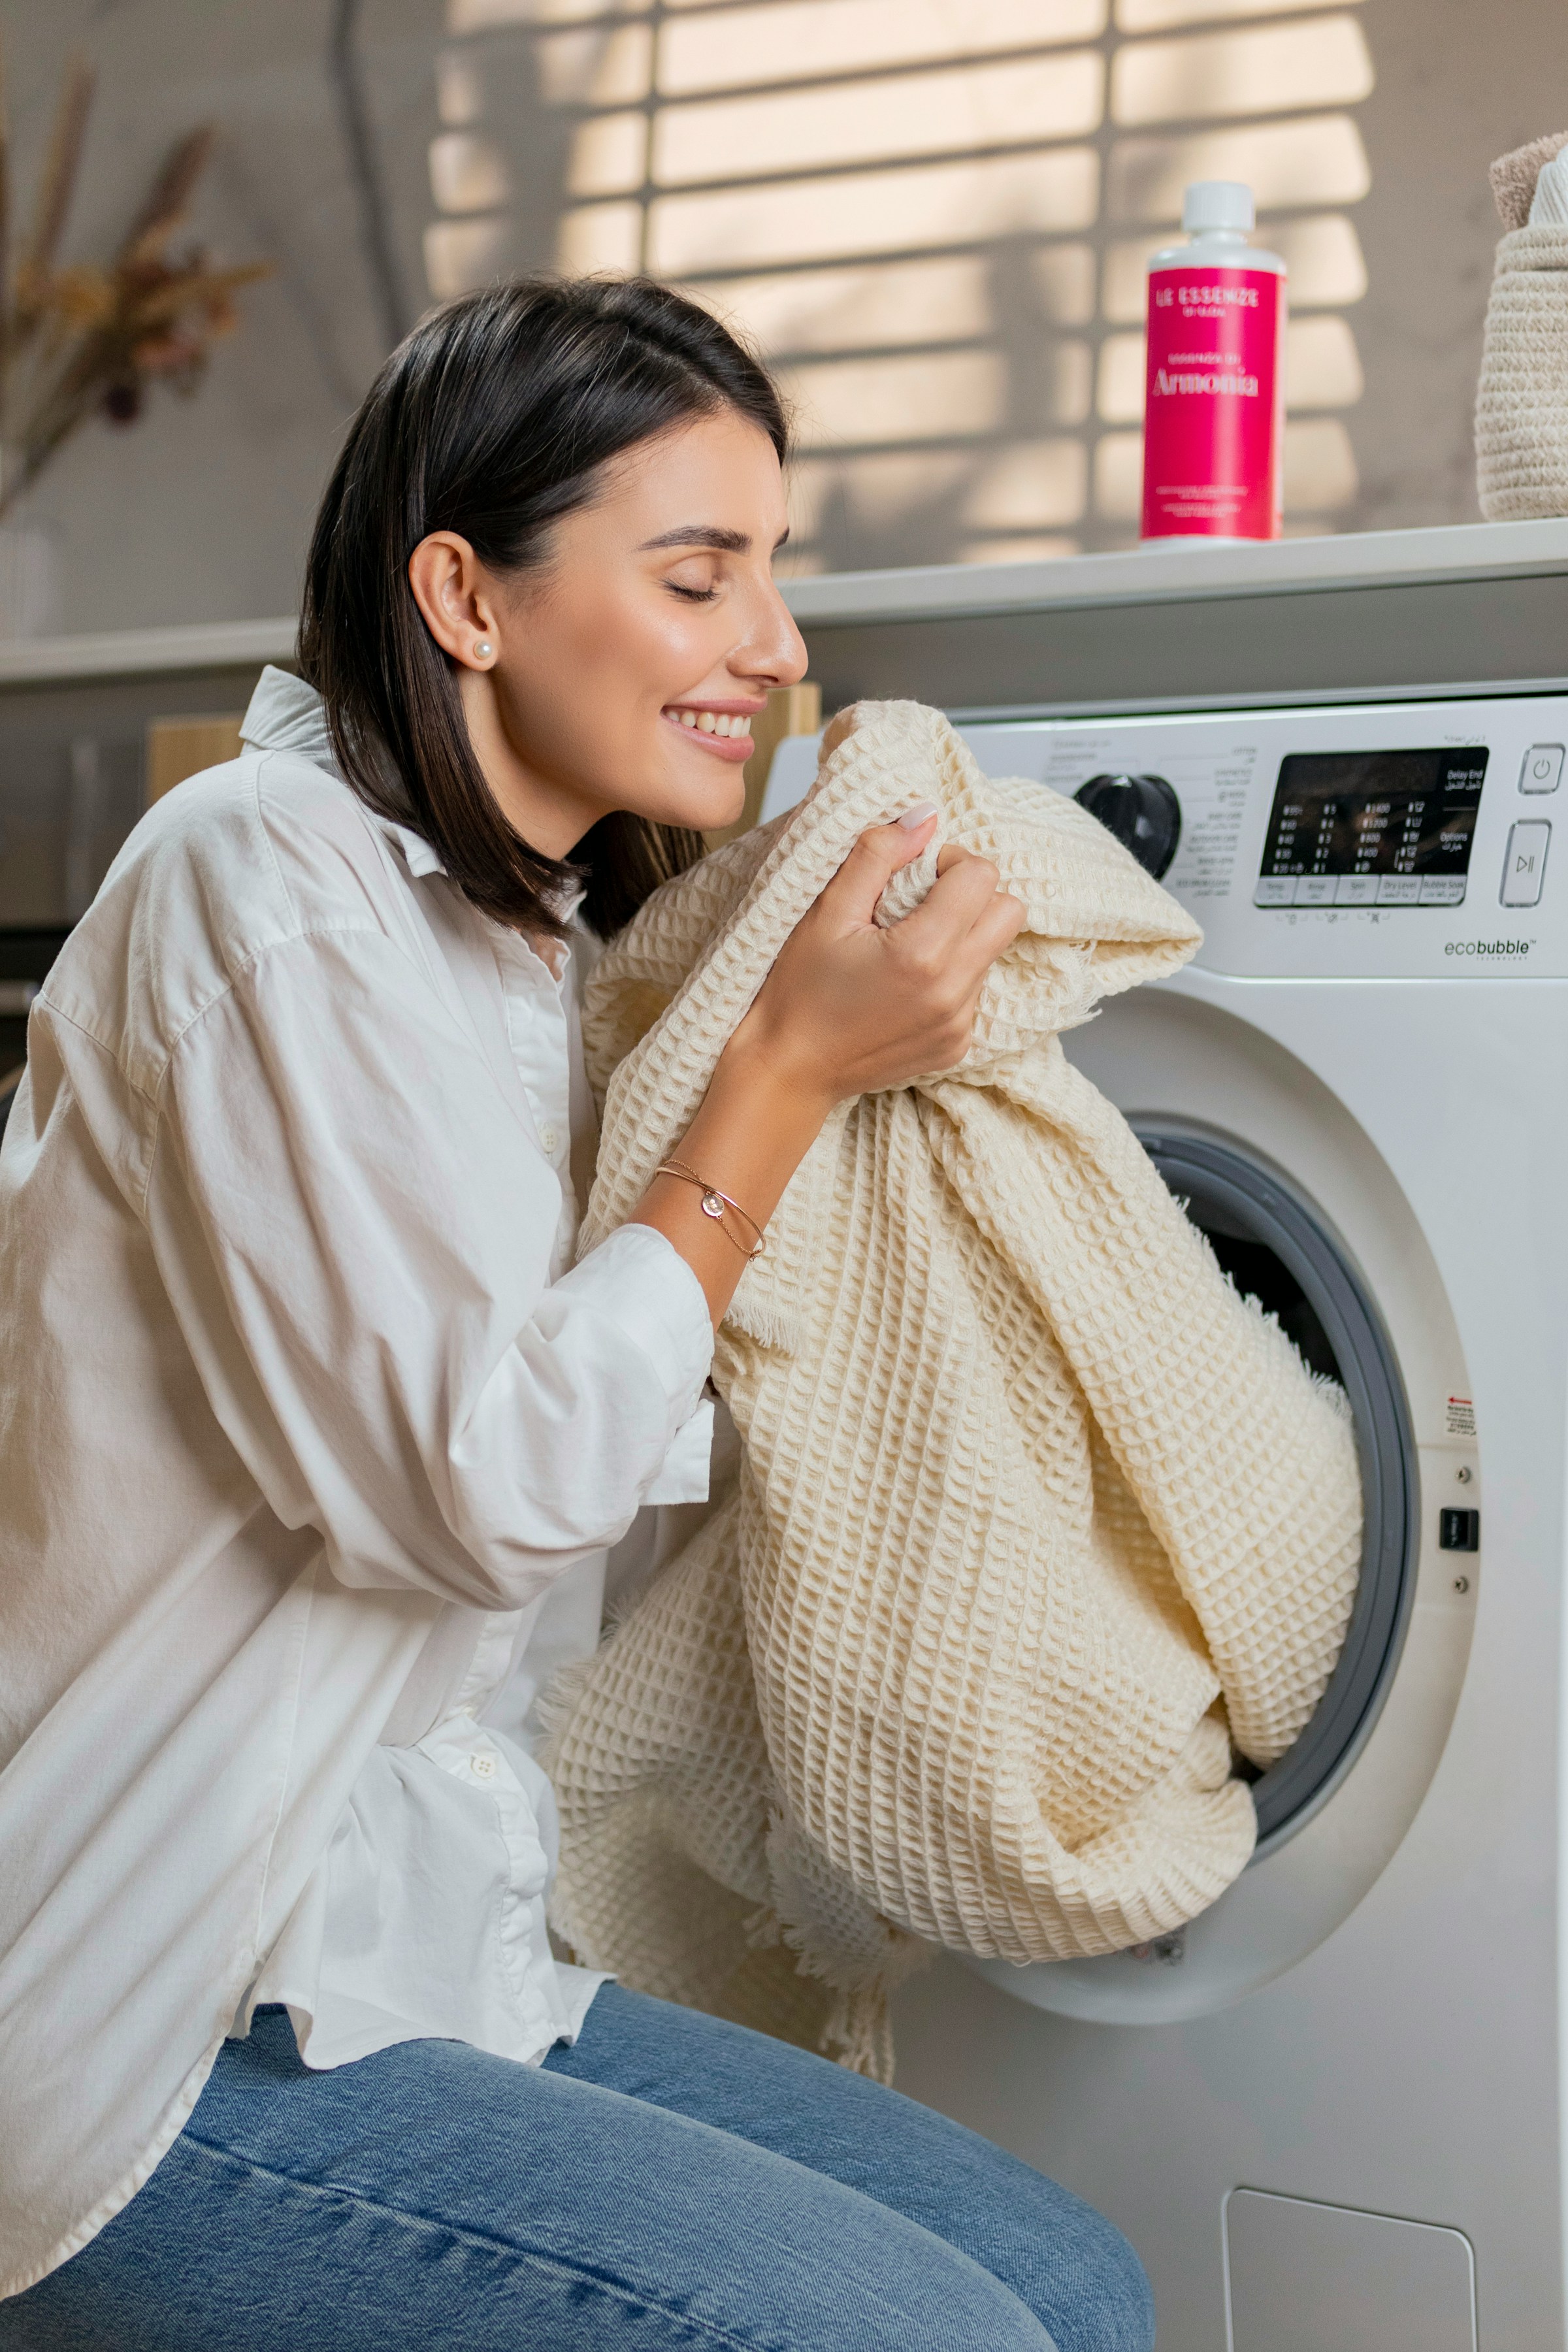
[298,280,796,941]
[0,276,1151,2352]
[402,419,786,851]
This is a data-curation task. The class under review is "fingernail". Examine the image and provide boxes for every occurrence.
[898,801,938,830]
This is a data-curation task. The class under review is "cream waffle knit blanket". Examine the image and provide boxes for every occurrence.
[544,702,1362,2078]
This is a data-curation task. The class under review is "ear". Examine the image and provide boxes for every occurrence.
[408,531,500,672]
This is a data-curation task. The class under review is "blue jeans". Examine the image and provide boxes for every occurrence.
[3,1988,1152,2351]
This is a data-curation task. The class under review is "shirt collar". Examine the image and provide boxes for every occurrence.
[240,666,449,877]
[376,840,589,928]
[381,821,449,880]
[239,665,340,773]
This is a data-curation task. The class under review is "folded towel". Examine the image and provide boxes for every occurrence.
[1477,132,1568,519]
[1490,130,1568,231]
[544,701,1363,2079]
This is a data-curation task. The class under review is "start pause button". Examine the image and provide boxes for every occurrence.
[1502,820,1551,906]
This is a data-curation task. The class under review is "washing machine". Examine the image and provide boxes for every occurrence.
[762,672,1568,2350]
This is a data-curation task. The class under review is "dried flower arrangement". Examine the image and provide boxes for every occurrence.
[0,50,271,521]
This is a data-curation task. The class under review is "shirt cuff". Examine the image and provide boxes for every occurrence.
[555,1221,714,1428]
[645,1394,714,1505]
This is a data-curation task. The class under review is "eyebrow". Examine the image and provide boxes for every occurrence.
[638,525,751,553]
[636,525,792,554]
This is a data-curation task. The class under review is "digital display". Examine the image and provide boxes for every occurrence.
[1254,748,1488,908]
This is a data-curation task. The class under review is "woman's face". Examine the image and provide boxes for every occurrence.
[409,408,808,858]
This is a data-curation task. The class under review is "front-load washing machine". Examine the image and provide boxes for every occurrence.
[763,679,1568,2350]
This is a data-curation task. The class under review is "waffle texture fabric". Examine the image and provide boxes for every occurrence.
[544,702,1362,2078]
[1477,129,1568,519]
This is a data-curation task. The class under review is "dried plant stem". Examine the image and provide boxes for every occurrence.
[0,50,270,529]
[0,42,10,389]
[116,126,214,263]
[20,52,93,311]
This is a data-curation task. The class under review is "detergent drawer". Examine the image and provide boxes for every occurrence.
[1224,2189,1477,2352]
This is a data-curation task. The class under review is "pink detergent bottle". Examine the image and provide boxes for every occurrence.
[1141,180,1286,542]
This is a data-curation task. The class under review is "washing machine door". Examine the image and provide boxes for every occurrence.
[1133,1122,1415,1855]
[969,985,1475,2025]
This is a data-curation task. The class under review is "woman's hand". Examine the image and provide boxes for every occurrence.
[728,807,1024,1111]
[631,810,1024,1324]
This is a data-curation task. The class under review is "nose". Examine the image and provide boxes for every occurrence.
[737,571,808,691]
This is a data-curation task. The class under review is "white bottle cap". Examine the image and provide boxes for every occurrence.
[1182,180,1254,234]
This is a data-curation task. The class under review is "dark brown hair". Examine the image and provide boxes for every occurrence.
[297,276,789,939]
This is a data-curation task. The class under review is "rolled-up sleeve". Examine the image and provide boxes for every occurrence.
[146,925,714,1609]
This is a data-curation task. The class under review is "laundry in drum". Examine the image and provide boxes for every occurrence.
[1253,747,1488,908]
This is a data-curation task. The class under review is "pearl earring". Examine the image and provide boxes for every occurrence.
[474,639,493,660]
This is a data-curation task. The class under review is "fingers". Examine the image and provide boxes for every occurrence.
[817,806,939,926]
[968,884,1026,966]
[932,854,1005,921]
[900,849,1017,955]
[754,805,1026,1100]
[813,818,1025,998]
[931,900,1023,1066]
[932,890,1024,1011]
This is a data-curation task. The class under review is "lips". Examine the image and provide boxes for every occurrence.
[661,704,758,762]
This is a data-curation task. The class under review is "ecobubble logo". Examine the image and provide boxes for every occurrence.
[1444,938,1533,956]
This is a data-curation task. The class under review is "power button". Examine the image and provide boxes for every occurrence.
[1520,743,1564,794]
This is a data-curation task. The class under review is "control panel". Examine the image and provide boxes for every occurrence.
[952,696,1568,979]
[1254,747,1485,909]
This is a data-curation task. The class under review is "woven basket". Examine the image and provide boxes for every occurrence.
[1476,223,1568,520]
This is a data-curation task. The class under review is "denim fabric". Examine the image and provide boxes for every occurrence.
[3,1987,1153,2352]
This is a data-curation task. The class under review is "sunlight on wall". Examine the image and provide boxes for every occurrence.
[427,0,1373,565]
[1111,16,1372,125]
[658,0,1109,91]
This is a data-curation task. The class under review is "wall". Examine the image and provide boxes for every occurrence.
[0,0,443,634]
[1,0,1566,632]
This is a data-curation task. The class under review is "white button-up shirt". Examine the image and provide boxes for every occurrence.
[0,669,715,2297]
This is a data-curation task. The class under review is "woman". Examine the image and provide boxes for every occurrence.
[0,278,1153,2351]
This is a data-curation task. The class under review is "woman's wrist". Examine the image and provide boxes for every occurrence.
[712,1019,838,1137]
[628,1027,834,1326]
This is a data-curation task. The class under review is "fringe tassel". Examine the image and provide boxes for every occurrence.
[821,1983,896,2083]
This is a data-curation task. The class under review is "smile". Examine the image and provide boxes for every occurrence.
[662,705,757,762]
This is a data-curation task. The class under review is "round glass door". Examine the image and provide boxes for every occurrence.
[1133,1122,1418,1854]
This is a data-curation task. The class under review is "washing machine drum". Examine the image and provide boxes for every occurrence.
[1132,1123,1416,1854]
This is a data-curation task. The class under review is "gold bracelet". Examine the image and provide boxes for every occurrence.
[655,1159,767,1260]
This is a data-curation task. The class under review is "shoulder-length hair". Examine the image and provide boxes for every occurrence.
[297,276,789,939]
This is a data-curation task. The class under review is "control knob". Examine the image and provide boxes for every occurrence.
[1073,772,1181,881]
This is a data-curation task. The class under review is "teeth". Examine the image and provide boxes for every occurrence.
[667,706,754,739]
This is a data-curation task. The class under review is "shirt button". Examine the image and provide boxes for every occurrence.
[471,1753,497,1781]
[540,1124,559,1154]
